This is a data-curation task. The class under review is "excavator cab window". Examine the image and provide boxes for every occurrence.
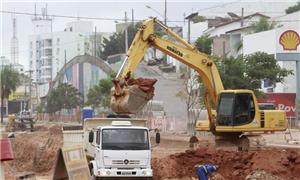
[217,93,255,126]
[233,93,255,126]
[217,93,235,126]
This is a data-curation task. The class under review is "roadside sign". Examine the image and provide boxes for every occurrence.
[276,28,300,128]
[53,145,91,180]
[258,93,296,117]
[276,29,300,61]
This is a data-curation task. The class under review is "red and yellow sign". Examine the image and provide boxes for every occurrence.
[279,30,300,50]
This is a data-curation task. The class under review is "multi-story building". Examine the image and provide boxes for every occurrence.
[29,31,92,84]
[29,8,93,97]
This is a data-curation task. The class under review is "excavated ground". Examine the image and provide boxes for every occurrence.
[152,146,300,180]
[2,124,300,180]
[3,125,63,179]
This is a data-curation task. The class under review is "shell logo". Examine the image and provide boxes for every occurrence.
[279,30,300,50]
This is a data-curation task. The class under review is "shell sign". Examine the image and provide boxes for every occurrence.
[276,29,300,54]
[279,30,300,50]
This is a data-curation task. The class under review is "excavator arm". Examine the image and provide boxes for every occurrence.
[114,18,224,131]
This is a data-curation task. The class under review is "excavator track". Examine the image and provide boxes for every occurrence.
[214,134,266,151]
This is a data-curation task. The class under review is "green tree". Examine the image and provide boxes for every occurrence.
[46,83,82,115]
[86,78,113,108]
[0,66,20,123]
[216,52,293,95]
[100,23,141,59]
[46,88,61,114]
[285,1,300,14]
[195,35,213,54]
[251,17,275,33]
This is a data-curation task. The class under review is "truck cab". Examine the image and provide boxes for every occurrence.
[88,121,153,179]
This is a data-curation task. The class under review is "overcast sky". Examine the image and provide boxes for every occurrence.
[0,0,297,69]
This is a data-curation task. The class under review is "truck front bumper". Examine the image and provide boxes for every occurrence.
[95,168,152,177]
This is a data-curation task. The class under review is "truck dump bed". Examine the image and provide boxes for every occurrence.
[62,125,84,147]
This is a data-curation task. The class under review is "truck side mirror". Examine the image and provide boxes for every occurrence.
[89,131,94,143]
[155,132,160,144]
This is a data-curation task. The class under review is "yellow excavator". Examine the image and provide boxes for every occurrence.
[110,18,287,150]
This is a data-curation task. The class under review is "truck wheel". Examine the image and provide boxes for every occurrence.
[89,165,99,180]
[91,173,100,180]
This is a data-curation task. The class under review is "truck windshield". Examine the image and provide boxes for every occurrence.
[102,129,149,150]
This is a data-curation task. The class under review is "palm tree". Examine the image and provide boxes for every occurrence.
[0,65,20,123]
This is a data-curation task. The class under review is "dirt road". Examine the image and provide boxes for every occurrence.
[2,123,300,180]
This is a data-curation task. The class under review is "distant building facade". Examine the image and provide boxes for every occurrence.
[29,8,94,97]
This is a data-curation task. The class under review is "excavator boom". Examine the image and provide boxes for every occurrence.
[112,18,224,129]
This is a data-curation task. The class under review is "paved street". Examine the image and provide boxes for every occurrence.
[135,63,187,131]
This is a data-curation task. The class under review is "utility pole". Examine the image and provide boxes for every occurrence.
[61,49,66,85]
[164,0,167,25]
[185,12,198,44]
[187,19,191,43]
[125,11,128,52]
[131,8,134,26]
[94,26,97,57]
[241,8,244,27]
[25,70,33,112]
[222,41,226,73]
[0,59,3,124]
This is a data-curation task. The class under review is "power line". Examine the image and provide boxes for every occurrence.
[2,9,298,24]
[196,0,242,12]
[0,10,185,23]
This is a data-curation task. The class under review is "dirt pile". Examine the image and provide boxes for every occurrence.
[3,125,63,178]
[152,146,300,180]
[126,77,157,93]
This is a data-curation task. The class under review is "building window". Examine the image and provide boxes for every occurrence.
[57,38,60,45]
[57,48,60,55]
[44,39,52,47]
[77,44,80,52]
[45,49,52,56]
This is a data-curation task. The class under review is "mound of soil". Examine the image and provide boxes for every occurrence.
[152,146,300,180]
[3,125,63,179]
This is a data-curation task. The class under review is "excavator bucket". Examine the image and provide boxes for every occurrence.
[111,78,157,114]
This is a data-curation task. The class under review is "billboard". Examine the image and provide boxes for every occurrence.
[258,93,296,117]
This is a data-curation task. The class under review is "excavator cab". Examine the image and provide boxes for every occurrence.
[216,91,257,127]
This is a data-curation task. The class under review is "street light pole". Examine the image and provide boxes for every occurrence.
[26,70,33,113]
[164,0,167,25]
[125,11,128,52]
[145,5,165,24]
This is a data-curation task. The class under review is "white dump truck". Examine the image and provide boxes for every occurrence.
[62,117,159,179]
